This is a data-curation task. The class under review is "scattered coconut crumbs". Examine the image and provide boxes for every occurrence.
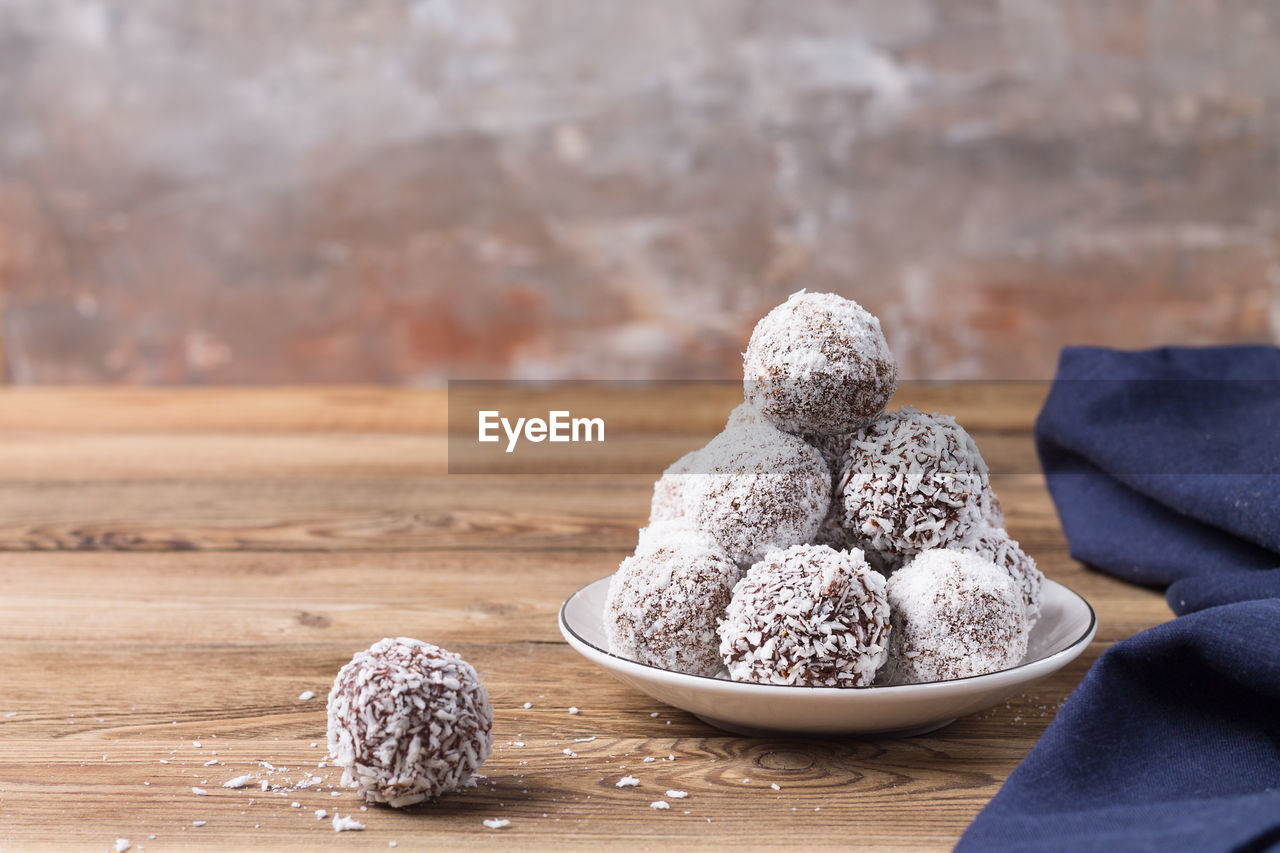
[315,809,328,820]
[522,702,532,709]
[650,801,670,810]
[298,691,316,701]
[562,748,577,758]
[191,787,208,796]
[332,814,365,832]
[568,707,579,715]
[616,776,640,788]
[771,783,781,790]
[666,790,688,799]
[193,820,207,827]
[482,819,511,830]
[114,840,130,852]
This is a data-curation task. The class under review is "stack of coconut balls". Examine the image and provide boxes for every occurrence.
[604,291,1043,687]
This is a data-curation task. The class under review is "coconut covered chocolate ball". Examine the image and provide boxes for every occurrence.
[719,544,890,686]
[605,532,740,677]
[327,638,493,807]
[838,407,993,561]
[684,423,830,565]
[743,291,897,436]
[960,523,1044,627]
[883,549,1028,685]
[649,448,703,522]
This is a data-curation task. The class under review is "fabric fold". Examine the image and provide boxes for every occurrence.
[957,346,1280,853]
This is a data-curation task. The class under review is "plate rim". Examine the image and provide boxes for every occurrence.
[559,575,1098,693]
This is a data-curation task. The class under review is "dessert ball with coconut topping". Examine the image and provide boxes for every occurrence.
[743,291,897,436]
[604,532,741,677]
[649,448,703,523]
[838,407,993,561]
[719,544,890,686]
[327,638,493,807]
[684,423,830,565]
[959,523,1044,627]
[883,549,1028,685]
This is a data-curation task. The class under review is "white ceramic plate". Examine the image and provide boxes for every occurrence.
[559,576,1096,736]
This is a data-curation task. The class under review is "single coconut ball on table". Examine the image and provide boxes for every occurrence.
[604,529,741,677]
[683,422,830,565]
[959,522,1044,627]
[837,407,996,565]
[882,548,1029,685]
[327,637,493,807]
[718,544,890,687]
[743,290,898,436]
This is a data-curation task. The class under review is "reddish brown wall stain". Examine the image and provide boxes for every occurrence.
[0,1,1276,383]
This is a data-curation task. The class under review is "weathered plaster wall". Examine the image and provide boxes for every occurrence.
[0,0,1276,383]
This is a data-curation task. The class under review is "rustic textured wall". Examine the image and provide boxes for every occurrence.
[0,0,1277,384]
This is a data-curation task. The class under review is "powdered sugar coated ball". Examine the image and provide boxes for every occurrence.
[883,549,1028,685]
[959,524,1044,627]
[605,536,740,677]
[684,423,830,565]
[649,449,703,522]
[743,291,897,436]
[719,544,890,687]
[635,518,723,556]
[725,401,763,430]
[327,638,493,807]
[838,407,992,560]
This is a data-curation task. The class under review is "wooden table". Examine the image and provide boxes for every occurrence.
[0,386,1171,851]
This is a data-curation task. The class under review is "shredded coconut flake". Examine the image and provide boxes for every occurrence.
[650,800,670,810]
[666,790,688,799]
[298,691,315,701]
[482,818,511,829]
[222,775,254,789]
[332,814,365,832]
[616,776,640,787]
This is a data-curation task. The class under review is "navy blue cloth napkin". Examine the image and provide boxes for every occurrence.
[957,346,1280,853]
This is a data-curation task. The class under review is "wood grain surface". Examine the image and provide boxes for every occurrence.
[0,386,1170,851]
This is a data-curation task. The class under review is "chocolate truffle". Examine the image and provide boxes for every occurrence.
[718,544,890,687]
[684,423,830,565]
[838,407,993,560]
[960,523,1044,627]
[327,638,493,807]
[604,533,740,677]
[649,448,703,523]
[883,549,1028,685]
[743,291,897,436]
